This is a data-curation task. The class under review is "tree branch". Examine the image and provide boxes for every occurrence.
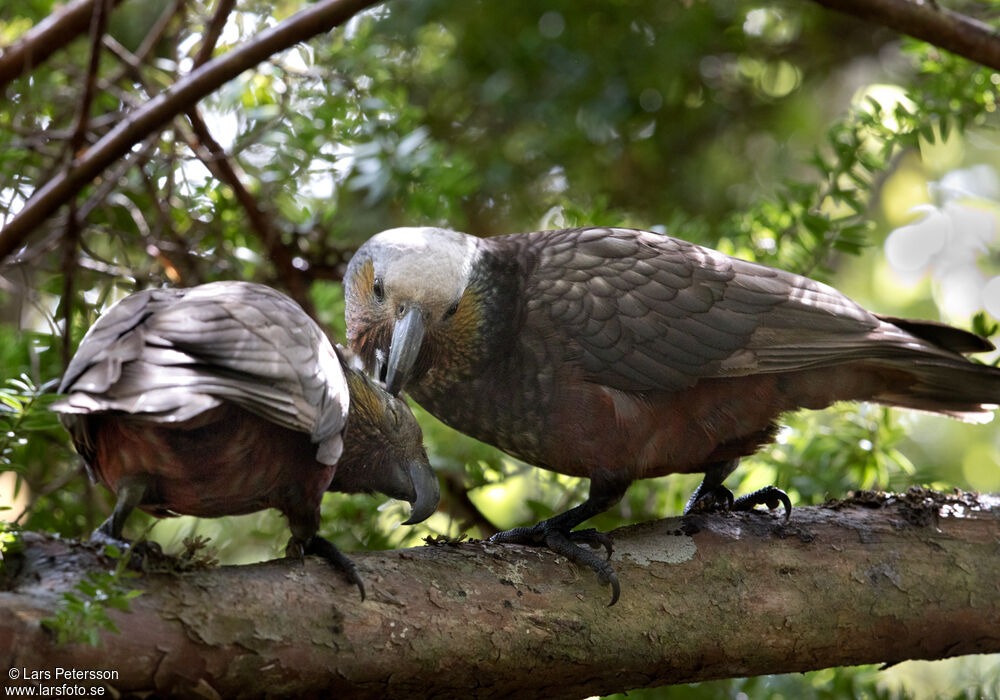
[184,110,318,317]
[809,0,1000,71]
[181,0,317,316]
[0,0,125,92]
[60,0,110,368]
[0,0,386,265]
[192,0,236,67]
[2,489,998,698]
[439,468,500,537]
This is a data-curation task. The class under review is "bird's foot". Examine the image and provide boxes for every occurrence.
[287,535,366,600]
[89,529,165,568]
[489,524,620,606]
[684,484,735,514]
[685,484,791,521]
[733,485,792,521]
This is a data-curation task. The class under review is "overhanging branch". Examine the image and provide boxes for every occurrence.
[809,0,1000,71]
[2,489,998,698]
[0,0,386,264]
[4,0,1000,265]
[0,0,126,91]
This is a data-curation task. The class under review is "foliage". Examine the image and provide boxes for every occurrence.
[1,0,1000,694]
[0,519,22,566]
[0,357,93,537]
[40,545,143,647]
[1,374,62,473]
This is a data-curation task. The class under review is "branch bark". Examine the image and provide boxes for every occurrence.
[60,0,110,368]
[181,0,317,315]
[2,489,999,698]
[0,0,125,92]
[809,0,1000,71]
[5,0,1000,266]
[0,0,385,264]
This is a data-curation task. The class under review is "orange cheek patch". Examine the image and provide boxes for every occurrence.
[345,260,376,338]
[346,259,385,356]
[355,258,375,292]
[447,289,481,350]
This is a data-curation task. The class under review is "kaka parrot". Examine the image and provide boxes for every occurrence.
[53,281,439,597]
[344,226,1000,604]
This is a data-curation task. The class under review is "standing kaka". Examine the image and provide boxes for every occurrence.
[344,226,1000,604]
[53,281,438,598]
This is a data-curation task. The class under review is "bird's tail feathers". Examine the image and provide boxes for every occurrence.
[873,356,1000,423]
[875,314,994,354]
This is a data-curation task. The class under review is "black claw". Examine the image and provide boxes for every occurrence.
[607,574,621,607]
[684,484,735,515]
[489,524,621,605]
[732,485,792,521]
[685,484,792,521]
[285,538,306,561]
[292,535,366,600]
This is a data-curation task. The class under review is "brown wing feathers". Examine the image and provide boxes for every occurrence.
[55,281,350,465]
[515,227,1000,417]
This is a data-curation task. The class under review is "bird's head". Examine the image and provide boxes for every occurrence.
[344,227,481,395]
[331,366,439,525]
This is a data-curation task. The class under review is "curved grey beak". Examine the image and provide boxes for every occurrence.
[402,457,439,525]
[386,305,425,396]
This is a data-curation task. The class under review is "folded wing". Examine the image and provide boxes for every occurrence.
[54,281,349,465]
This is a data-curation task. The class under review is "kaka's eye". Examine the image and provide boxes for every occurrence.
[444,302,459,319]
[373,277,385,303]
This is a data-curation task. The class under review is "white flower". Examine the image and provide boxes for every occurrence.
[933,164,1000,203]
[884,164,1000,318]
[884,204,948,274]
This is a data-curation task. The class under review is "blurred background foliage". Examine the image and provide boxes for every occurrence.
[2,0,1000,696]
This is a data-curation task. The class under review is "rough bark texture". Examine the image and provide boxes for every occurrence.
[1,488,999,698]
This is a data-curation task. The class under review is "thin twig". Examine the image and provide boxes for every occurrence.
[132,0,183,67]
[179,0,317,315]
[0,0,385,264]
[99,0,191,286]
[61,0,110,368]
[184,111,318,316]
[193,0,237,67]
[103,0,314,307]
[439,469,499,537]
[139,167,200,285]
[61,206,80,367]
[77,132,162,221]
[102,0,184,88]
[0,0,126,92]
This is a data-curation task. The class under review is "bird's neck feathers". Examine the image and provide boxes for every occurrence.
[337,369,392,492]
[343,369,382,436]
[413,245,521,395]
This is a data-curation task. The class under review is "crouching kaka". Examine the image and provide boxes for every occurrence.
[344,226,1000,604]
[53,281,438,598]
